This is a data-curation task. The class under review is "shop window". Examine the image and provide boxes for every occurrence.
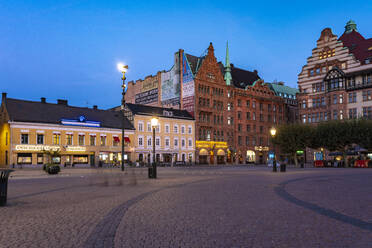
[37,134,44,144]
[21,134,29,144]
[17,153,32,164]
[74,155,88,164]
[37,154,43,164]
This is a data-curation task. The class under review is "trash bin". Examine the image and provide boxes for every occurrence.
[280,164,286,172]
[0,170,14,206]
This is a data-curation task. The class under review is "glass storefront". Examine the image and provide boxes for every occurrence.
[17,153,32,164]
[73,155,88,164]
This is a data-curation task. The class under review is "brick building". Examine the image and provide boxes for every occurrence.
[297,20,372,162]
[125,42,287,164]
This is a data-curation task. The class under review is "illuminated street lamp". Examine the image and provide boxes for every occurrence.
[150,117,158,178]
[270,127,277,172]
[118,63,128,171]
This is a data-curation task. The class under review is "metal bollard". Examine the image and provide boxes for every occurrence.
[0,170,14,206]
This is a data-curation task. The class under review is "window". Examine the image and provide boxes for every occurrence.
[147,137,152,146]
[181,139,186,148]
[174,138,178,147]
[237,99,241,107]
[165,124,170,133]
[310,69,314,76]
[147,123,151,132]
[156,138,160,146]
[363,90,372,101]
[252,101,256,108]
[302,114,306,123]
[349,108,357,119]
[246,124,250,132]
[37,153,43,164]
[245,136,249,146]
[238,111,241,120]
[165,138,170,147]
[363,107,372,119]
[37,134,44,144]
[21,134,28,144]
[53,134,60,145]
[188,138,192,147]
[259,126,264,133]
[238,136,242,145]
[246,112,250,120]
[253,112,256,121]
[333,94,337,104]
[316,68,320,74]
[238,124,242,132]
[174,125,178,133]
[138,122,143,132]
[246,100,250,107]
[321,97,325,106]
[78,135,85,146]
[259,103,263,111]
[138,137,143,146]
[188,126,192,134]
[100,136,106,146]
[339,94,343,104]
[227,117,233,125]
[333,110,338,120]
[181,125,185,134]
[302,100,307,109]
[90,135,96,146]
[66,134,73,145]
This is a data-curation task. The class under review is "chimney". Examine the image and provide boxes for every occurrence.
[57,99,68,105]
[93,105,98,110]
[41,97,46,103]
[2,92,6,102]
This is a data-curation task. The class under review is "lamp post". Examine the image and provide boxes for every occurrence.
[270,127,277,172]
[117,63,128,172]
[151,117,158,178]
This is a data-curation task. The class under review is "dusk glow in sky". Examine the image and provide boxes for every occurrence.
[1,0,371,109]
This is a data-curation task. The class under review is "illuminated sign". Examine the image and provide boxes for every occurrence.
[61,116,100,127]
[254,146,269,151]
[66,146,86,152]
[196,141,228,149]
[15,145,60,151]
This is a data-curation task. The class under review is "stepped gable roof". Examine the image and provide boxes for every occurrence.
[218,62,260,89]
[125,103,194,120]
[185,53,205,75]
[3,97,134,129]
[339,30,372,65]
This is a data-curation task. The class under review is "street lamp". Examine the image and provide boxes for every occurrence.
[118,63,128,171]
[150,117,158,178]
[270,127,277,172]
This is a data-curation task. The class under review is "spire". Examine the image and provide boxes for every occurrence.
[224,41,232,86]
[345,20,357,34]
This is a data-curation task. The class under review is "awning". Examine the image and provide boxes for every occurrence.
[114,136,120,142]
[124,137,130,143]
[114,137,130,143]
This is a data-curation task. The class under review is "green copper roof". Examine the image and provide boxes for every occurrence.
[224,41,232,86]
[345,20,357,34]
[266,83,299,98]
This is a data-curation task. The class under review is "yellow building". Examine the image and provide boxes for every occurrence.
[0,93,135,168]
[124,103,195,164]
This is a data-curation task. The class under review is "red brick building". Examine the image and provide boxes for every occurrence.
[125,42,286,164]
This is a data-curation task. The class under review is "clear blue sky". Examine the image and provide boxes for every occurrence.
[1,0,371,109]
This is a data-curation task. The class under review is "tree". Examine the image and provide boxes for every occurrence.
[272,123,313,166]
[315,120,358,167]
[42,149,61,164]
[356,119,372,151]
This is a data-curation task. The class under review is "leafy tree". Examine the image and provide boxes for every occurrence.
[272,123,313,166]
[356,119,372,151]
[42,149,61,164]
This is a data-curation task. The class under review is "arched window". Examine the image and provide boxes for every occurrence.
[324,67,345,91]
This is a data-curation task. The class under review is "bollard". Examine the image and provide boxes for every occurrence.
[0,170,14,206]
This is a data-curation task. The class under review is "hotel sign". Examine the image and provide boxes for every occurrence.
[15,145,60,151]
[196,141,228,149]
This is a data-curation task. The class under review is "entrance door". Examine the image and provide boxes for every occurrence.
[90,155,95,166]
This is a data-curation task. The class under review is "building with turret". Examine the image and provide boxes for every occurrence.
[297,20,372,162]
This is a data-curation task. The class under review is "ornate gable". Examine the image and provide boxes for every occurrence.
[195,43,225,86]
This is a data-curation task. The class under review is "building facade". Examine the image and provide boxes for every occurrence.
[0,93,135,168]
[123,103,195,164]
[124,42,288,164]
[297,20,372,162]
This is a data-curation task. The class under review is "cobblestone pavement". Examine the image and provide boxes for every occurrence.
[0,167,371,248]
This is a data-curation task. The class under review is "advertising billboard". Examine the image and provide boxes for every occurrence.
[182,53,195,116]
[135,77,158,104]
[161,65,180,106]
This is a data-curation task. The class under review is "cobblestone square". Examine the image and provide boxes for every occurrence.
[0,167,371,248]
